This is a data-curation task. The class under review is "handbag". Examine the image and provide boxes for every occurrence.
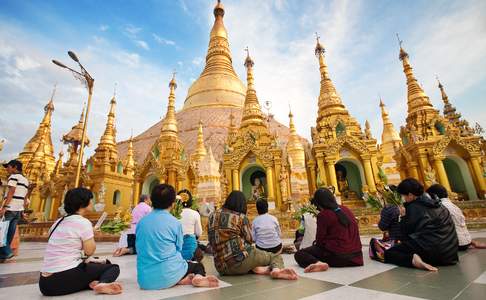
[0,217,10,247]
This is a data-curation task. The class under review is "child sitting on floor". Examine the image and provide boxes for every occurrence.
[252,199,282,253]
[136,184,219,290]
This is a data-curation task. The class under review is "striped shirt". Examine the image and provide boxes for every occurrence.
[440,198,472,247]
[252,213,281,249]
[41,215,94,273]
[4,173,29,211]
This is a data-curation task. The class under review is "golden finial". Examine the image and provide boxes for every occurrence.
[214,0,224,17]
[50,83,57,100]
[315,32,325,56]
[397,33,408,60]
[79,102,86,123]
[169,70,177,89]
[244,47,254,68]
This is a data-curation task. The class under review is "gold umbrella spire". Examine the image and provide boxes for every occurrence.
[240,48,266,130]
[192,120,208,162]
[314,33,347,122]
[161,72,179,137]
[397,34,434,114]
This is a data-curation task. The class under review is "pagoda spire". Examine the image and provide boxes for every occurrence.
[160,73,179,137]
[200,0,237,78]
[52,149,64,177]
[21,85,56,156]
[125,135,135,173]
[437,77,458,121]
[379,98,401,143]
[192,120,208,162]
[397,35,434,114]
[93,92,118,162]
[287,107,304,151]
[314,33,347,121]
[239,48,266,129]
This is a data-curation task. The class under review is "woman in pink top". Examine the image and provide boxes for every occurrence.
[39,188,122,296]
[113,194,152,256]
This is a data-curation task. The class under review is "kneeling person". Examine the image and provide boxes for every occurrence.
[252,199,282,253]
[136,184,218,290]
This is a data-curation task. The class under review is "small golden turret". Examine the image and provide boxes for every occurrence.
[93,93,118,162]
[286,108,305,168]
[239,48,267,130]
[192,120,208,162]
[52,150,64,177]
[379,99,401,144]
[314,34,347,122]
[160,73,179,137]
[125,135,135,174]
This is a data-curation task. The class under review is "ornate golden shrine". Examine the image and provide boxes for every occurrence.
[310,36,380,204]
[394,42,485,200]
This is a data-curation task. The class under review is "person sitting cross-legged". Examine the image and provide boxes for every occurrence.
[39,188,122,296]
[372,178,459,271]
[208,191,298,280]
[426,184,486,251]
[113,194,152,257]
[136,184,219,290]
[252,199,282,254]
[178,189,203,261]
[294,188,364,273]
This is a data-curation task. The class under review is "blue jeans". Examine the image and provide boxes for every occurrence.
[181,234,197,261]
[0,211,21,259]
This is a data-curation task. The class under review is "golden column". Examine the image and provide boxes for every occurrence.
[308,162,317,194]
[316,153,328,186]
[432,156,451,191]
[168,170,177,187]
[225,169,233,191]
[408,162,420,179]
[133,180,141,206]
[325,158,339,195]
[417,154,429,182]
[470,156,486,196]
[362,157,377,192]
[232,169,240,191]
[266,166,275,201]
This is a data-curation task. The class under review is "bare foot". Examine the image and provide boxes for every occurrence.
[304,262,329,273]
[252,266,271,275]
[270,268,298,280]
[472,240,486,249]
[89,281,99,289]
[113,248,130,257]
[412,254,438,271]
[93,282,123,295]
[191,274,220,287]
[178,273,195,285]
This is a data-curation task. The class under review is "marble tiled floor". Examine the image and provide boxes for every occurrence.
[1,232,486,300]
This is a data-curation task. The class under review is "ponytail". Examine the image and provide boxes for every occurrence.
[313,188,350,227]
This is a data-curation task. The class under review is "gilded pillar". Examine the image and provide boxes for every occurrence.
[308,163,317,195]
[470,156,486,196]
[408,162,419,179]
[232,169,240,191]
[316,154,327,186]
[417,154,429,182]
[266,166,275,201]
[371,156,380,183]
[225,169,233,191]
[274,162,282,210]
[363,158,377,193]
[168,170,177,188]
[432,156,451,192]
[325,159,339,195]
[133,180,141,206]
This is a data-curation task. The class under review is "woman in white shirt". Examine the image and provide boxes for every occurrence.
[178,190,203,261]
[427,184,486,251]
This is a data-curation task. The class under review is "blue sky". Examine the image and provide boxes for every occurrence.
[0,0,485,161]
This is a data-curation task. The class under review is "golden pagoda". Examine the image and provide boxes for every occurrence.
[115,0,305,211]
[223,49,287,211]
[85,93,135,212]
[394,40,485,200]
[379,99,402,185]
[17,86,57,211]
[311,36,380,204]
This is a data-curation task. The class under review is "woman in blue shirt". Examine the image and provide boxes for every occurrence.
[136,184,219,289]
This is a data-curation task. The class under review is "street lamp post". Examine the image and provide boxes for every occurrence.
[52,51,94,187]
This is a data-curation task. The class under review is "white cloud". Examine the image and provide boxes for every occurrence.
[179,0,188,13]
[99,25,109,31]
[114,51,140,67]
[135,40,150,50]
[192,57,203,66]
[14,55,41,71]
[152,34,176,46]
[125,24,141,37]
